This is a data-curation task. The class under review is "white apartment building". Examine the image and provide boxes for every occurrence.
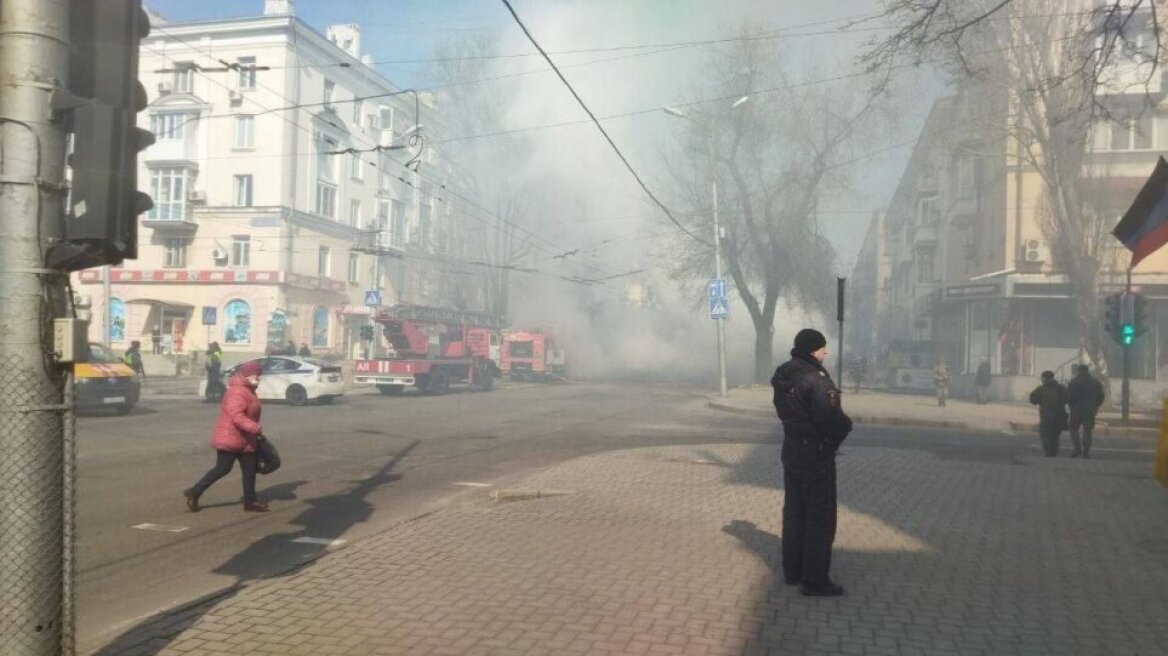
[75,0,451,360]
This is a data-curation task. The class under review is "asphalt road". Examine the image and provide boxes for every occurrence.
[73,382,1157,652]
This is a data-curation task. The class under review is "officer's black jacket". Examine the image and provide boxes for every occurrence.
[771,351,853,452]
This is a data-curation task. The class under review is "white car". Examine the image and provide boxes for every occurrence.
[200,356,345,406]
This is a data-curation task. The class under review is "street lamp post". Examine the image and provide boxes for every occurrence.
[663,97,748,398]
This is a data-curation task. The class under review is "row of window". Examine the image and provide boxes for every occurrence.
[170,56,256,95]
[158,236,366,281]
[107,298,330,348]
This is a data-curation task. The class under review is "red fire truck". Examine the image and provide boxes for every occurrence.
[500,329,567,382]
[353,305,503,396]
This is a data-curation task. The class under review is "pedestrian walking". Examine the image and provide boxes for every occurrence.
[204,341,224,403]
[151,326,162,354]
[975,357,992,405]
[123,340,145,382]
[284,339,297,356]
[933,359,950,407]
[183,360,270,513]
[1066,365,1105,458]
[1029,370,1068,457]
[298,343,312,357]
[771,328,853,597]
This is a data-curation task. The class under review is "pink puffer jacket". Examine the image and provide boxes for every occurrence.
[211,374,262,453]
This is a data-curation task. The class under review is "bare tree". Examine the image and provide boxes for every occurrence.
[870,0,1157,373]
[426,35,538,319]
[861,0,1162,113]
[663,34,887,382]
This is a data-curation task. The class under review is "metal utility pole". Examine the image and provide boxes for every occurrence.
[0,0,73,654]
[836,278,846,385]
[1122,268,1133,425]
[104,265,113,348]
[712,175,728,398]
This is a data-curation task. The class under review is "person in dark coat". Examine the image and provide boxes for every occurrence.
[975,358,992,405]
[184,360,270,512]
[298,343,312,357]
[771,328,853,597]
[284,339,297,356]
[1029,370,1068,457]
[1066,365,1105,458]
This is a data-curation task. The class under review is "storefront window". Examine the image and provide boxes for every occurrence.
[109,298,125,342]
[312,306,329,348]
[223,299,252,344]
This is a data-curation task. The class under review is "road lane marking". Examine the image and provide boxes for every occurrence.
[292,536,345,546]
[132,523,189,533]
[453,482,492,487]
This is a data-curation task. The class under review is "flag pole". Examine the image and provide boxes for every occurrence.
[1122,267,1132,426]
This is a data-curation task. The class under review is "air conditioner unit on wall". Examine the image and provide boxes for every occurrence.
[229,90,243,104]
[211,247,227,260]
[158,80,173,95]
[188,190,206,203]
[1024,239,1049,264]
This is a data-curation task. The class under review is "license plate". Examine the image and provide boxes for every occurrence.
[103,396,126,404]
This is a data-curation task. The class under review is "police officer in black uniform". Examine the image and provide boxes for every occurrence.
[771,328,852,597]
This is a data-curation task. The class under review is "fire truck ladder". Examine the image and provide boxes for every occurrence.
[376,303,507,328]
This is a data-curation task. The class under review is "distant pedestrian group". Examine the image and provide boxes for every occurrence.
[1029,365,1105,458]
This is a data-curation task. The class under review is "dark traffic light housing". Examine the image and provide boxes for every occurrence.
[1104,292,1121,344]
[47,0,154,271]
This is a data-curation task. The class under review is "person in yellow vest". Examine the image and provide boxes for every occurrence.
[204,342,224,403]
[123,340,145,382]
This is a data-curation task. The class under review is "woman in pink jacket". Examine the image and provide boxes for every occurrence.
[183,360,269,512]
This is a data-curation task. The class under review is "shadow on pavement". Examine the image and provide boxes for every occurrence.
[91,440,421,656]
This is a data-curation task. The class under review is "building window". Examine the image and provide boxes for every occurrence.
[234,115,255,149]
[349,199,361,227]
[174,62,195,93]
[318,245,331,276]
[348,253,360,283]
[315,183,336,219]
[916,248,936,283]
[312,306,329,348]
[352,98,363,126]
[917,195,939,226]
[150,112,196,140]
[954,152,976,199]
[391,199,406,246]
[109,298,126,342]
[237,56,257,90]
[349,152,364,181]
[231,236,250,267]
[147,168,187,219]
[323,79,335,109]
[1105,113,1155,151]
[234,174,253,206]
[418,203,432,249]
[223,299,252,344]
[163,238,188,268]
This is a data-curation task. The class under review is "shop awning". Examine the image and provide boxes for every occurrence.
[125,298,195,309]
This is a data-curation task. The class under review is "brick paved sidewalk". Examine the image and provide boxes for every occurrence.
[94,441,1168,656]
[709,386,1160,437]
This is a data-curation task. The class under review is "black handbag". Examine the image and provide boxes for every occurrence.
[256,436,281,475]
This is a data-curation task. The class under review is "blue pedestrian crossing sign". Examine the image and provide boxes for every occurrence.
[363,290,383,307]
[708,278,729,319]
[201,306,217,326]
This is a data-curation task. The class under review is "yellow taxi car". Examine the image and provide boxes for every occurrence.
[74,343,140,414]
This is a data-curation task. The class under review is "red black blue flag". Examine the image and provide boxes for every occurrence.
[1114,156,1168,267]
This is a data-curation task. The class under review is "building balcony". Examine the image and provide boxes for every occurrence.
[142,204,198,234]
[912,224,939,245]
[146,138,199,163]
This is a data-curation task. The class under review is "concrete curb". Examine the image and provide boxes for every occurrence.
[1006,420,1160,440]
[706,400,991,434]
[490,488,576,503]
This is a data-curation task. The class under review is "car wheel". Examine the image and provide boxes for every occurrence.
[378,384,405,396]
[286,384,308,406]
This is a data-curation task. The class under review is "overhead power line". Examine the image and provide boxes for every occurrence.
[499,0,709,247]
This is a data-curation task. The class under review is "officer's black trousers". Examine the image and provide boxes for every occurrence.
[781,455,837,587]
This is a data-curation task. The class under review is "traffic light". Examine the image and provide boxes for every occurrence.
[1133,293,1150,340]
[1104,292,1122,344]
[360,325,374,341]
[47,0,154,271]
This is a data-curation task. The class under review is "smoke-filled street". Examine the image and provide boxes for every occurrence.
[79,384,1162,655]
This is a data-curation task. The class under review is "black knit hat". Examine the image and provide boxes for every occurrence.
[793,328,827,354]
